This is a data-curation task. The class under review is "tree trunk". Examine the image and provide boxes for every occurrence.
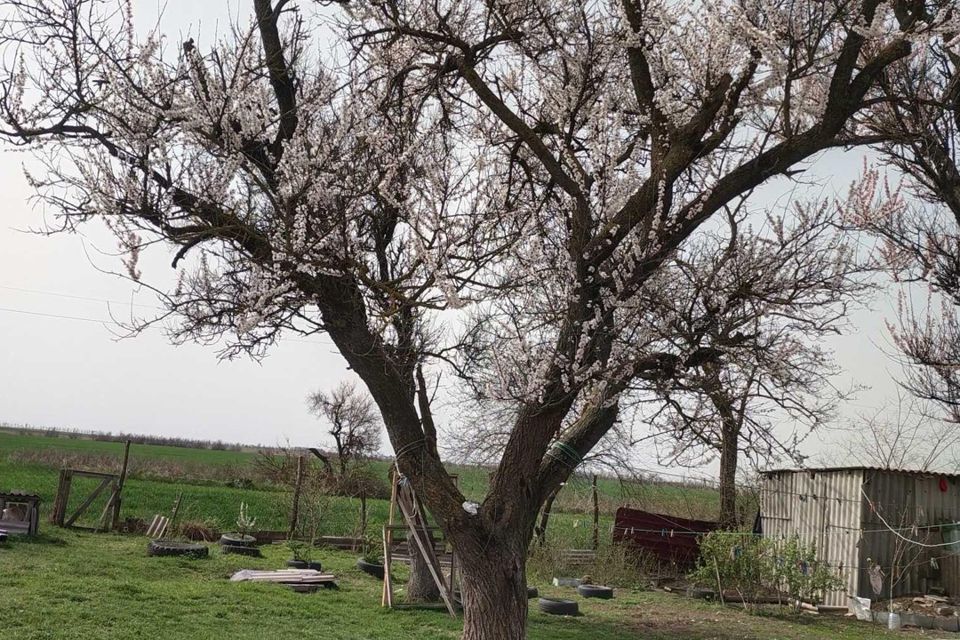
[405,539,441,602]
[534,488,559,546]
[457,533,529,640]
[718,423,739,528]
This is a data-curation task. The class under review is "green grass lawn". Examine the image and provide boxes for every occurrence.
[0,530,909,640]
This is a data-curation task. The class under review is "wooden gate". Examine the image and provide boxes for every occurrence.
[51,469,120,531]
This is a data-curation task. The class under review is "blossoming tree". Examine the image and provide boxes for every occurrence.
[0,1,947,637]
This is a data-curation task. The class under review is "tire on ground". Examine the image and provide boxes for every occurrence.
[147,539,209,558]
[527,586,539,599]
[538,597,579,616]
[221,543,262,557]
[577,584,614,599]
[219,533,256,547]
[356,558,385,580]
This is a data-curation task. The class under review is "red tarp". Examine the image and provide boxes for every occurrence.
[612,507,719,565]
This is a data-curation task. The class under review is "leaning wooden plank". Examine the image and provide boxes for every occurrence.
[230,569,335,583]
[397,486,456,618]
[382,525,393,608]
[145,515,160,537]
[156,517,169,539]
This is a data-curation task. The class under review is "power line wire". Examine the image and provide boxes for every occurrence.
[0,303,327,346]
[0,306,107,324]
[0,283,161,309]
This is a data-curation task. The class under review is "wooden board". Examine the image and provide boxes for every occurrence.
[230,569,336,584]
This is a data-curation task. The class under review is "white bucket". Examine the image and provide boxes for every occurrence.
[888,612,901,630]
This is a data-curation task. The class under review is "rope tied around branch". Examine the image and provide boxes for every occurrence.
[547,441,584,470]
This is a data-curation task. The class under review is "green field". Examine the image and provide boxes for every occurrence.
[0,429,719,547]
[0,530,906,640]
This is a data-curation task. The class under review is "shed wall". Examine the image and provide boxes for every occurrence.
[860,470,960,599]
[760,469,863,608]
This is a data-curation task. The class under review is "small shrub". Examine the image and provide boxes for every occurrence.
[775,535,843,611]
[526,540,647,589]
[691,531,842,613]
[235,502,257,537]
[225,478,255,490]
[177,519,218,541]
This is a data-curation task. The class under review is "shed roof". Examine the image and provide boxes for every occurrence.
[760,465,960,481]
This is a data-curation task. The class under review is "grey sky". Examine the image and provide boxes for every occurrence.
[0,1,913,474]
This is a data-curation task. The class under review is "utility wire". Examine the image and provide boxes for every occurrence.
[0,302,327,346]
[0,306,107,324]
[0,284,161,309]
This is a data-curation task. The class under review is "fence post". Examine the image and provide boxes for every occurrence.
[357,487,367,552]
[110,440,131,530]
[289,455,305,537]
[592,474,599,551]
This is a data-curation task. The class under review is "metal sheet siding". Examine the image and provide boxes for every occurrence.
[611,508,719,565]
[859,470,960,599]
[760,469,862,607]
[820,469,864,607]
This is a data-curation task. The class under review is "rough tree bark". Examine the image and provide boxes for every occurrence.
[534,489,559,546]
[717,421,740,529]
[707,369,743,529]
[452,524,531,640]
[406,546,442,602]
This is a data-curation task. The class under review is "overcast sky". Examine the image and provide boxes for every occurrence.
[0,1,913,476]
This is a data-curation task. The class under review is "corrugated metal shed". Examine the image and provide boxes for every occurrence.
[760,467,960,608]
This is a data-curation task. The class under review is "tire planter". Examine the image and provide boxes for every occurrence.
[221,543,262,557]
[219,533,256,547]
[148,539,209,559]
[287,560,322,571]
[357,558,385,580]
[577,584,614,599]
[538,597,579,616]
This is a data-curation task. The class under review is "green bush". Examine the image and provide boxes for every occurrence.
[691,531,841,613]
[526,539,648,589]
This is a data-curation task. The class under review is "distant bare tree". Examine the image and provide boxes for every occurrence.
[308,381,383,478]
[642,203,872,526]
[832,392,960,471]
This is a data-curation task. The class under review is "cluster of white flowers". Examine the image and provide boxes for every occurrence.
[0,0,939,415]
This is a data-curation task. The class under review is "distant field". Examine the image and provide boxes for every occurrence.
[0,429,255,465]
[0,428,720,545]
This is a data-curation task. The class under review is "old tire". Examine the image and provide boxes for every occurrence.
[356,558,385,580]
[148,539,208,559]
[527,586,539,599]
[539,597,579,616]
[577,584,614,599]
[221,544,262,557]
[287,560,322,571]
[219,533,256,547]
